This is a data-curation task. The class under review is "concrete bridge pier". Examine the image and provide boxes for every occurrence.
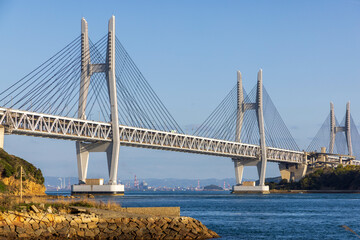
[76,142,89,184]
[233,160,244,185]
[232,158,270,193]
[233,159,259,185]
[278,163,307,182]
[233,159,268,182]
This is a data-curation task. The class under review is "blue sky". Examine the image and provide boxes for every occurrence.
[0,0,359,181]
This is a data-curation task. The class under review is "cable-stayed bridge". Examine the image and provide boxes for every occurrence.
[307,102,360,158]
[0,16,358,194]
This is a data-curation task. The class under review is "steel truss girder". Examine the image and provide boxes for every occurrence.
[0,107,305,164]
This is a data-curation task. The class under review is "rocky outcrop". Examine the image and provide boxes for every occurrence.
[0,210,219,239]
[2,176,46,196]
[0,149,45,195]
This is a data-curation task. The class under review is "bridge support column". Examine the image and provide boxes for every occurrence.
[279,163,291,182]
[279,163,307,182]
[233,72,245,186]
[233,160,244,185]
[231,70,269,194]
[329,102,335,153]
[256,161,263,181]
[106,16,120,185]
[75,17,91,185]
[345,102,352,156]
[76,142,89,184]
[106,142,120,185]
[256,70,268,187]
[295,164,307,182]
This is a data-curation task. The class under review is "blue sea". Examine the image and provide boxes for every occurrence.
[47,191,360,239]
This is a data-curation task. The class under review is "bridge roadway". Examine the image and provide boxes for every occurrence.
[0,107,306,164]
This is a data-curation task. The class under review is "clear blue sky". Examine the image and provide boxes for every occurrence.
[0,0,359,181]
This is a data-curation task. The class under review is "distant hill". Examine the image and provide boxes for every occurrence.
[203,184,223,191]
[0,149,45,195]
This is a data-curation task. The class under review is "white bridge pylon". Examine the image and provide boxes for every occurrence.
[76,16,120,185]
[330,102,352,156]
[232,70,268,189]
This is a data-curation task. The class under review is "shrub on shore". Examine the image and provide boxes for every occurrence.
[267,165,360,190]
[0,149,44,194]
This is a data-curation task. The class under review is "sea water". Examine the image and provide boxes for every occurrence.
[48,191,360,239]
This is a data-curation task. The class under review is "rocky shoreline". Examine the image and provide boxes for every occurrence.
[0,207,219,239]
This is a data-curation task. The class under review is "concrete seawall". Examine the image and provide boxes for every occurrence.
[120,207,180,217]
[0,209,219,239]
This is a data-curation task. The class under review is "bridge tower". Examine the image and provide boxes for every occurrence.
[329,101,352,156]
[232,70,269,194]
[72,16,123,194]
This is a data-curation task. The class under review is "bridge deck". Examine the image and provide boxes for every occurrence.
[0,108,305,164]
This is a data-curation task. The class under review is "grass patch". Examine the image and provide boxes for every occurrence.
[0,195,12,212]
[0,180,8,193]
[0,195,122,213]
[69,199,96,208]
